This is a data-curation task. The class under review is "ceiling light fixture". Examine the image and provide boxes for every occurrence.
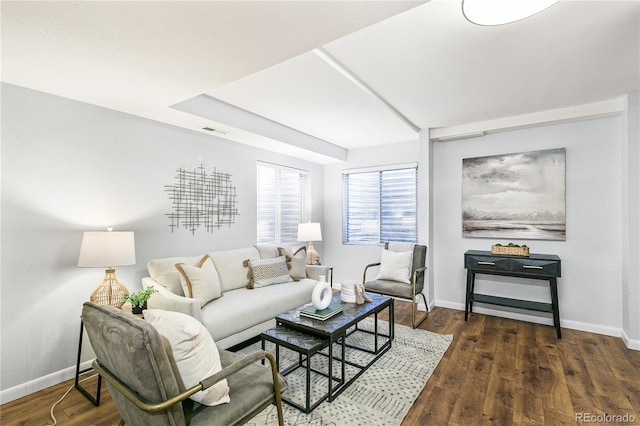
[462,0,560,26]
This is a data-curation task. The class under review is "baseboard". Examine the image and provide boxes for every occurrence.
[418,299,436,312]
[621,329,640,351]
[434,299,639,351]
[0,360,93,404]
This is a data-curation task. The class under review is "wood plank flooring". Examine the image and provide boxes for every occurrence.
[1,301,639,425]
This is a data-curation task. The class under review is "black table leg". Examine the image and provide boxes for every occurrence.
[549,277,561,338]
[75,320,101,406]
[465,271,474,320]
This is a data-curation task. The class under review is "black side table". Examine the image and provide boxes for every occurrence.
[75,320,102,405]
[261,326,337,413]
[464,250,562,338]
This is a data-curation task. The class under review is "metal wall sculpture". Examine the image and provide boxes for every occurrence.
[165,164,239,234]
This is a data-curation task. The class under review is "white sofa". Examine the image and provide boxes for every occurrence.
[142,245,329,349]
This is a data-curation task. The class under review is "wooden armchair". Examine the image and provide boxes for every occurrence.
[362,243,428,328]
[81,302,285,426]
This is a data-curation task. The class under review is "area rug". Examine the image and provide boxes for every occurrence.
[239,318,452,426]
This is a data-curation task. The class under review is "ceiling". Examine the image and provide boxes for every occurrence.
[2,1,639,164]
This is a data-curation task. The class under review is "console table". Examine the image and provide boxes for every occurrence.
[464,250,562,338]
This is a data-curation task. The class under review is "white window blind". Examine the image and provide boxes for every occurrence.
[342,164,417,244]
[257,162,310,245]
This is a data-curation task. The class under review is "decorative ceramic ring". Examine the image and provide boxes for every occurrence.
[311,280,332,310]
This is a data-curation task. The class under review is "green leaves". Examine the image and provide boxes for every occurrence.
[494,243,528,248]
[122,286,158,308]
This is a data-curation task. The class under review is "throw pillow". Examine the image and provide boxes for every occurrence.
[247,256,293,289]
[376,249,412,284]
[277,246,307,281]
[242,259,254,288]
[175,261,222,307]
[143,309,230,406]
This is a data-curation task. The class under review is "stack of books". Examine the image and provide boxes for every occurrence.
[300,303,343,321]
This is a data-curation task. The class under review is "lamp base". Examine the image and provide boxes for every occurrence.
[90,268,129,308]
[306,241,321,265]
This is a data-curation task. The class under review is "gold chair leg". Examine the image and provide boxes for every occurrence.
[412,292,429,329]
[264,352,285,426]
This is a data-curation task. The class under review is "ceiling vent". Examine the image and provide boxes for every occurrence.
[202,127,229,135]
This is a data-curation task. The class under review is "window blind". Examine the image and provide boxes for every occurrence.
[342,165,417,244]
[257,162,310,245]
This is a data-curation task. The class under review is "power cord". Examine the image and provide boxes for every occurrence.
[46,373,99,426]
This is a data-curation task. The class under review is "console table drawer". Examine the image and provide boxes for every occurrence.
[465,255,509,272]
[509,258,560,277]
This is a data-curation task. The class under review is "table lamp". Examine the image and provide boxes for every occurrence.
[297,222,322,265]
[77,229,136,308]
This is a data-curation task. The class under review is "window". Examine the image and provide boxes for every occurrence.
[342,164,417,244]
[257,162,310,245]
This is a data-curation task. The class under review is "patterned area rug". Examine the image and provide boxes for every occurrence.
[239,318,452,426]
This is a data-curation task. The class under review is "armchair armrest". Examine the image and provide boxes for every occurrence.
[412,266,428,295]
[362,262,381,284]
[142,277,202,322]
[93,350,284,426]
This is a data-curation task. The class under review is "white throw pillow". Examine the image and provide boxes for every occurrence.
[278,246,307,280]
[248,256,293,288]
[376,249,412,284]
[143,309,230,406]
[147,256,201,296]
[175,261,222,307]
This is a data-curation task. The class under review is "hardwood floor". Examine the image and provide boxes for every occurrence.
[2,301,639,425]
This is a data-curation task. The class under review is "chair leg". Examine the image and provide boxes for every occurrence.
[411,292,429,329]
[264,352,285,426]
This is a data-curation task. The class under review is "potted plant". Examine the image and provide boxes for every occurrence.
[122,286,158,314]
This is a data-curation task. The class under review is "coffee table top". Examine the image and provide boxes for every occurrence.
[276,291,392,338]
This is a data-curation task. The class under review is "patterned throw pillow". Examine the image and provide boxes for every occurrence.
[247,256,293,289]
[278,246,307,281]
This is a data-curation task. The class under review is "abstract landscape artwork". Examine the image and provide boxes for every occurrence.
[462,148,566,241]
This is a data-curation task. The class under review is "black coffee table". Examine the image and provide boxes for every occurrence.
[262,291,393,412]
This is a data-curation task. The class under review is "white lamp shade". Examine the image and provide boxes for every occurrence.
[297,223,322,242]
[77,231,136,267]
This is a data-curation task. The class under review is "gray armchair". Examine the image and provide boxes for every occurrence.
[81,302,285,426]
[362,243,428,328]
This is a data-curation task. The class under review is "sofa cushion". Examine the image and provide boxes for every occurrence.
[175,262,222,307]
[208,247,260,292]
[201,279,316,343]
[143,309,230,406]
[277,246,307,280]
[247,256,293,289]
[147,256,201,296]
[254,245,279,259]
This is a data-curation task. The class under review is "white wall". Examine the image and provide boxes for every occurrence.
[621,92,640,348]
[323,139,423,285]
[324,103,639,348]
[0,83,324,402]
[433,117,624,335]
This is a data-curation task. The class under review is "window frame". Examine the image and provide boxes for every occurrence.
[256,161,310,245]
[341,163,418,245]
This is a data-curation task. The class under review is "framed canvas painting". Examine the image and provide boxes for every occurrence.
[462,148,566,241]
